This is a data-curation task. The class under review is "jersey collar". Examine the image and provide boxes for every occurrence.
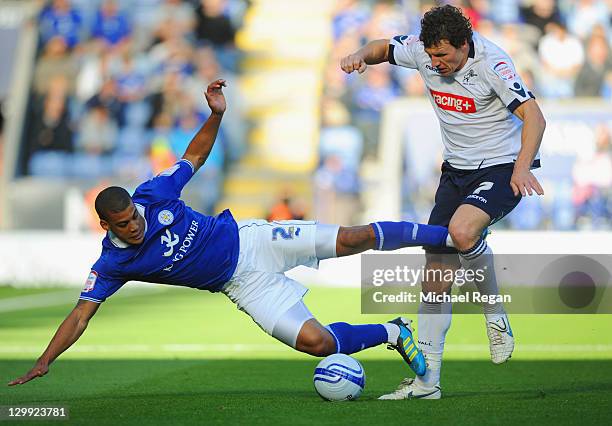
[108,203,148,249]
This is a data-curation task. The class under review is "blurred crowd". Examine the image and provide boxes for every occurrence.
[318,0,612,229]
[20,0,612,230]
[23,0,247,214]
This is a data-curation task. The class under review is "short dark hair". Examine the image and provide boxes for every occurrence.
[419,5,473,49]
[95,186,132,220]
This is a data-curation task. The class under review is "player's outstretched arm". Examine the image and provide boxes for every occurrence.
[340,39,389,74]
[511,99,546,197]
[8,299,100,386]
[182,79,226,173]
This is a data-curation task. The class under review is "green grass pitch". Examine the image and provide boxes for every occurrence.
[1,284,611,425]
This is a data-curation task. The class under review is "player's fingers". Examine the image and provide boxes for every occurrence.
[510,181,519,197]
[340,57,352,73]
[340,57,348,71]
[358,61,367,74]
[525,182,533,196]
[520,183,528,197]
[532,178,544,195]
[8,374,30,386]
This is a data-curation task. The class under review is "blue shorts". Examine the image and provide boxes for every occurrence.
[424,161,522,254]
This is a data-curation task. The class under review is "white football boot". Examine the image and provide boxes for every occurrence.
[486,314,514,364]
[378,377,441,400]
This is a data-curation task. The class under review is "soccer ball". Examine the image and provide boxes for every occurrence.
[313,354,365,401]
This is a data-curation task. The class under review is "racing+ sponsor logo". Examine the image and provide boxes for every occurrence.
[429,89,476,113]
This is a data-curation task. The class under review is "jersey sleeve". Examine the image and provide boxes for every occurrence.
[388,34,421,69]
[79,268,125,303]
[484,55,535,113]
[132,159,195,203]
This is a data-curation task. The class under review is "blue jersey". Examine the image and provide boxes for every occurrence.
[79,159,239,303]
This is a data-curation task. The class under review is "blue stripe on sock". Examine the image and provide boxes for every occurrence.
[460,239,487,260]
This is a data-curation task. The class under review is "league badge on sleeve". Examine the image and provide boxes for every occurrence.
[493,61,516,81]
[158,210,174,226]
[83,270,98,292]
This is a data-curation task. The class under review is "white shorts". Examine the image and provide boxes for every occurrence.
[222,219,338,347]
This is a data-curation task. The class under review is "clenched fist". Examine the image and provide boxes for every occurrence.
[340,53,367,74]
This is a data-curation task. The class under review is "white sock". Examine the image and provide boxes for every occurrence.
[414,300,451,388]
[459,242,505,316]
[383,323,400,345]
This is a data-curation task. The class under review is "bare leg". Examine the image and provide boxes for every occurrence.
[295,318,337,356]
[335,225,376,257]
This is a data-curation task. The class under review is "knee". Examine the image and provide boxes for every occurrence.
[296,330,336,357]
[448,221,481,252]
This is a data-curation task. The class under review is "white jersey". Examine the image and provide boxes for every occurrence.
[389,32,539,170]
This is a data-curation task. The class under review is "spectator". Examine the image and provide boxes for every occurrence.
[154,0,196,39]
[24,76,74,173]
[92,0,132,47]
[267,195,295,221]
[112,48,150,104]
[195,0,235,47]
[332,0,369,40]
[572,124,612,228]
[76,50,114,102]
[76,103,118,154]
[568,0,610,40]
[149,112,177,174]
[148,71,186,128]
[33,36,78,96]
[575,30,612,97]
[519,0,562,39]
[86,78,124,126]
[0,100,4,178]
[39,0,84,49]
[363,2,405,41]
[351,64,399,156]
[537,23,585,98]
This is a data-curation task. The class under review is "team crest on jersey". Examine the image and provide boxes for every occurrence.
[493,61,515,81]
[83,270,98,292]
[463,69,478,84]
[158,210,174,226]
[272,226,301,240]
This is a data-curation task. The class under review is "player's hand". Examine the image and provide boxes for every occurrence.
[8,361,49,386]
[510,168,544,197]
[204,79,227,115]
[340,53,367,74]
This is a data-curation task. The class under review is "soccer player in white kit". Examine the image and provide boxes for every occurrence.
[341,5,546,399]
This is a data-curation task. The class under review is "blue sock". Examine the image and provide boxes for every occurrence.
[370,221,449,250]
[325,322,387,354]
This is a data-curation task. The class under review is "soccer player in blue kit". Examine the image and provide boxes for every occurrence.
[10,80,459,387]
